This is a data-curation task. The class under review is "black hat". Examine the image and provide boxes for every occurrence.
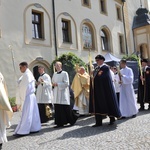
[141,59,148,63]
[95,55,105,61]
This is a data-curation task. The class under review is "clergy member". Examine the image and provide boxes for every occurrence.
[89,55,121,127]
[112,66,120,104]
[71,67,90,115]
[14,62,41,136]
[119,59,138,118]
[0,72,13,149]
[137,59,150,110]
[52,61,78,128]
[36,66,53,123]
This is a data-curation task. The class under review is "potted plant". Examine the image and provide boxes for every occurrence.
[9,97,17,112]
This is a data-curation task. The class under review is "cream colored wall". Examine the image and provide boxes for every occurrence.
[124,0,148,54]
[0,0,55,96]
[55,0,125,59]
[134,26,150,58]
[0,0,146,97]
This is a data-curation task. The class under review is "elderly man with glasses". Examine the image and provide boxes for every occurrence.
[89,55,121,127]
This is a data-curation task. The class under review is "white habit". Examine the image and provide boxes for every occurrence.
[52,71,70,105]
[15,69,41,135]
[0,72,13,143]
[119,66,138,117]
[36,73,53,104]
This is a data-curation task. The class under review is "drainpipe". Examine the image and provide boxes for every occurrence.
[52,0,58,58]
[122,0,128,56]
[132,29,136,54]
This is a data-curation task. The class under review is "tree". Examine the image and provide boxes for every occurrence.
[122,54,138,61]
[50,52,87,84]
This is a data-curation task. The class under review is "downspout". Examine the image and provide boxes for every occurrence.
[132,29,136,53]
[122,1,128,56]
[52,0,58,58]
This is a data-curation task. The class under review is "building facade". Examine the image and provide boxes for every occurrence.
[0,0,149,96]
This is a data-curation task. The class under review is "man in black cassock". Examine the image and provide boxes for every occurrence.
[138,59,150,110]
[89,55,121,127]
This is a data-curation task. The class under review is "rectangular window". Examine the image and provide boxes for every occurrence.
[82,0,91,8]
[100,0,107,14]
[32,11,44,39]
[83,0,89,5]
[119,34,125,54]
[116,6,122,21]
[62,20,71,43]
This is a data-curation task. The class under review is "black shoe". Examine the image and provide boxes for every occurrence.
[139,107,145,111]
[92,124,102,127]
[102,115,107,119]
[30,131,39,134]
[131,114,136,118]
[109,117,115,125]
[118,116,126,120]
[70,114,78,126]
[0,143,2,150]
[13,134,26,137]
[53,125,64,128]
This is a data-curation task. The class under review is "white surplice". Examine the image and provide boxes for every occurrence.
[119,66,138,117]
[52,71,70,105]
[36,73,53,104]
[15,69,41,135]
[0,72,13,144]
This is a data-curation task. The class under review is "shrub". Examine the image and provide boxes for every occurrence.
[50,52,87,84]
[122,54,138,61]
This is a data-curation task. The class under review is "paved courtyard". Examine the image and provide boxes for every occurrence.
[1,104,150,150]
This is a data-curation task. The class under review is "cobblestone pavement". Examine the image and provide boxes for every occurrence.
[1,104,150,150]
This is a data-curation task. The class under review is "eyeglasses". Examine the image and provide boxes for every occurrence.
[95,59,100,62]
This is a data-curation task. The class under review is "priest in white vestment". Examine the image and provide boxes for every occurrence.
[36,66,53,123]
[14,62,41,136]
[119,60,138,118]
[71,67,90,115]
[0,72,13,148]
[52,61,78,128]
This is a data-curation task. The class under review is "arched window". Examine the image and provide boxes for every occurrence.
[140,44,148,59]
[101,29,108,51]
[82,24,93,49]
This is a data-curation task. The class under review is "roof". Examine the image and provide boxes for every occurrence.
[132,8,150,29]
[104,53,120,62]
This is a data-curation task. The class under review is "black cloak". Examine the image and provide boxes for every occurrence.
[89,65,121,118]
[138,67,150,104]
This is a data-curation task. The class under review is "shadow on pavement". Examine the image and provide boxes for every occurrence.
[57,124,117,140]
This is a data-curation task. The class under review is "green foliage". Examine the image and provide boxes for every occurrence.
[122,54,138,61]
[50,52,87,84]
[9,97,16,107]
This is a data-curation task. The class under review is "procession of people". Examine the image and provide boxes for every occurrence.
[0,54,150,149]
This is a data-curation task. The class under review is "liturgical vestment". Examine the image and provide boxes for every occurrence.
[0,72,13,143]
[15,69,41,135]
[119,66,138,117]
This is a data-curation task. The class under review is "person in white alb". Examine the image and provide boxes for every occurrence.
[14,62,41,136]
[52,61,78,128]
[0,72,13,149]
[119,59,138,118]
[36,66,53,123]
